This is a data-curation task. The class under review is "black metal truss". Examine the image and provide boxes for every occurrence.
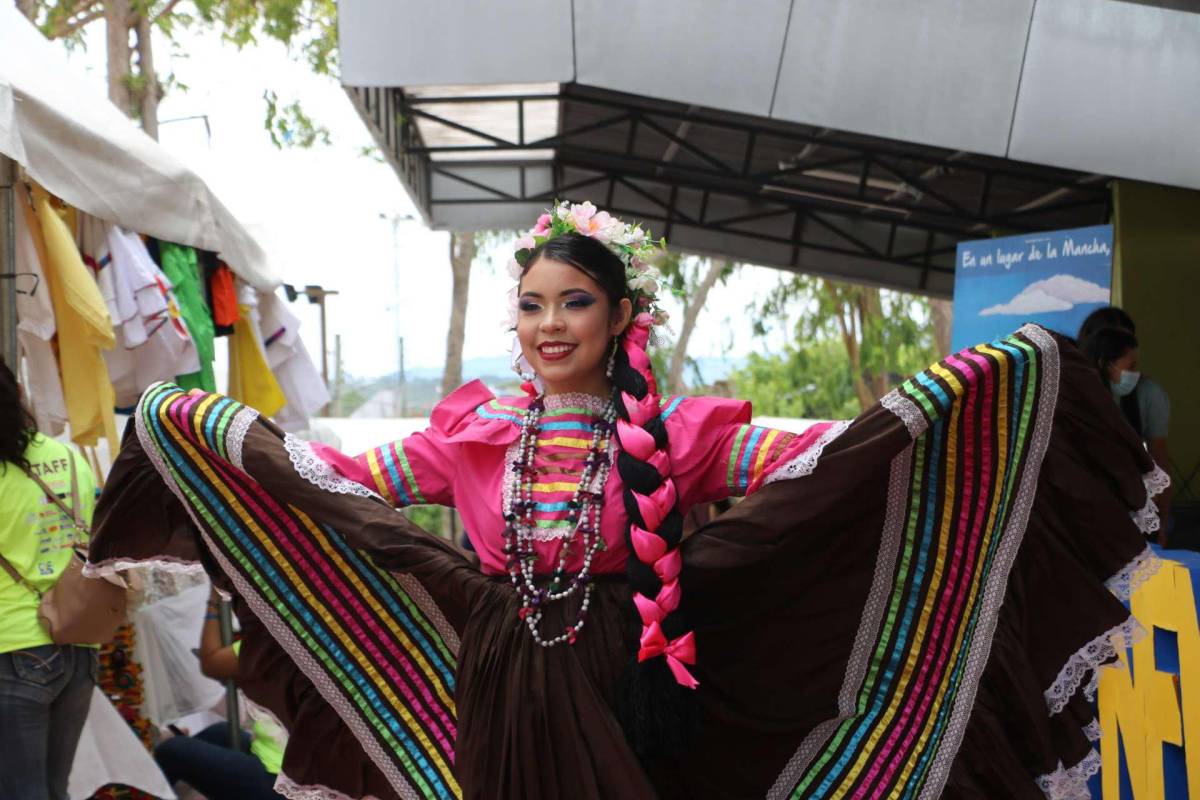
[349,84,1112,291]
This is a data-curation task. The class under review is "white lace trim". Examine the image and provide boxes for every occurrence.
[82,557,204,580]
[1045,615,1145,715]
[1131,464,1170,536]
[1143,462,1171,498]
[227,406,259,471]
[542,392,609,413]
[396,573,461,656]
[283,433,382,501]
[880,389,927,438]
[1083,718,1103,742]
[762,420,851,486]
[1035,750,1102,800]
[1104,544,1163,602]
[274,773,383,800]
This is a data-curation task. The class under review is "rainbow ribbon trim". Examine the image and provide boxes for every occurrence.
[776,325,1057,800]
[136,384,461,800]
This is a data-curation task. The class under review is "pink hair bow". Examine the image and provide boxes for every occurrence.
[638,622,699,689]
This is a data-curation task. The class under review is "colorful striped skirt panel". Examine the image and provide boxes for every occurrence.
[769,323,1059,800]
[133,383,461,800]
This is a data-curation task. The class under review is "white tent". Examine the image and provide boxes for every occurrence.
[0,4,277,290]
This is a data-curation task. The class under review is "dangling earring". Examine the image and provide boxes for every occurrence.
[605,337,618,379]
[511,339,537,382]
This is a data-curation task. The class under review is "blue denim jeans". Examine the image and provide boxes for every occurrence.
[0,644,97,800]
[154,722,281,799]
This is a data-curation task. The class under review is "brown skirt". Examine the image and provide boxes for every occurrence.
[88,326,1164,799]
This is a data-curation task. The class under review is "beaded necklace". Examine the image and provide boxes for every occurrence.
[503,393,617,647]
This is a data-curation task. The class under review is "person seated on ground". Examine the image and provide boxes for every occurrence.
[1078,307,1172,541]
[153,590,285,800]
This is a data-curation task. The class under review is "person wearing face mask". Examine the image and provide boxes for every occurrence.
[1080,324,1172,542]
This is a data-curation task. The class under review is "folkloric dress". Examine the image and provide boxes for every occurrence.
[88,325,1166,800]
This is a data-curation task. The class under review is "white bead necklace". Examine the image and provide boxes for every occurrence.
[502,394,617,647]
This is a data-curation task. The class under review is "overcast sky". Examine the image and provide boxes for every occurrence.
[62,25,791,380]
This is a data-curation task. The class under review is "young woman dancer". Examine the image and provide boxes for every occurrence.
[89,203,1165,799]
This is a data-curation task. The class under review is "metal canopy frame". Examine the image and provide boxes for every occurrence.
[349,83,1111,297]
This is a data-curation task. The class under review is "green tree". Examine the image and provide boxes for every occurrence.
[19,0,336,141]
[656,252,736,394]
[730,338,860,421]
[752,275,937,415]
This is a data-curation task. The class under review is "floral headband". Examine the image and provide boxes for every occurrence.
[504,201,670,331]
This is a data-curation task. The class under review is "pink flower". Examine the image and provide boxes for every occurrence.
[570,202,611,237]
[514,234,537,251]
[532,213,552,236]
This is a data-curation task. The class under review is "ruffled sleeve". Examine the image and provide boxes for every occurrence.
[661,395,775,505]
[313,380,516,508]
[662,395,854,506]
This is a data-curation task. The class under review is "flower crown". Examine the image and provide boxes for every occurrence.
[505,201,670,329]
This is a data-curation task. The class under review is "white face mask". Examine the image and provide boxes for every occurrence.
[1112,370,1140,397]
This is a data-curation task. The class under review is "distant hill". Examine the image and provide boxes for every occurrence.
[401,354,746,384]
[342,354,749,417]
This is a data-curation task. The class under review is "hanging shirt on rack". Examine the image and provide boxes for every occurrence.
[81,220,201,408]
[200,251,239,336]
[228,283,286,418]
[257,289,330,431]
[14,191,68,435]
[155,242,215,393]
[32,186,117,450]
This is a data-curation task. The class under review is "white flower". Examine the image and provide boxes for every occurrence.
[506,258,524,280]
[603,217,629,243]
[618,226,646,246]
[514,234,537,251]
[628,273,659,295]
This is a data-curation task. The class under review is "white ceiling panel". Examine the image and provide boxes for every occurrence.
[771,0,1035,156]
[339,0,574,87]
[573,0,793,116]
[1009,0,1200,189]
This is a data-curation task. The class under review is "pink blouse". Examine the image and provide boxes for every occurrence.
[313,381,840,576]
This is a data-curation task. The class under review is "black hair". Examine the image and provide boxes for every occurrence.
[1080,326,1138,388]
[0,359,36,473]
[523,232,699,758]
[1078,306,1136,345]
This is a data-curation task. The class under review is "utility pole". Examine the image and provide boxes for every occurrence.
[399,336,407,417]
[0,156,17,368]
[285,284,338,415]
[333,334,343,416]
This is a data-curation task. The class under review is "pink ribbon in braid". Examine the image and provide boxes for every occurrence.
[619,312,698,689]
[639,623,699,689]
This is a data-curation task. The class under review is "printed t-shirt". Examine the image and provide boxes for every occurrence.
[0,435,97,653]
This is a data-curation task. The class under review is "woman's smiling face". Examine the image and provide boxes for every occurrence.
[517,256,632,397]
